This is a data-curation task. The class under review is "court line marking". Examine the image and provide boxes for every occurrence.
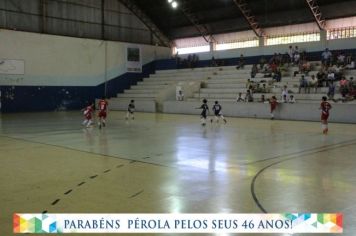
[2,134,355,214]
[250,138,356,213]
[0,134,170,168]
[129,190,144,199]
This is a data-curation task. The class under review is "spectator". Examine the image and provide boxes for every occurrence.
[251,64,258,78]
[288,45,294,63]
[288,95,296,103]
[245,90,254,102]
[317,69,326,87]
[237,92,244,102]
[246,79,252,89]
[259,94,266,102]
[299,75,308,93]
[321,48,332,67]
[327,82,335,100]
[281,85,289,101]
[261,83,269,93]
[340,77,349,98]
[176,90,184,101]
[281,94,288,103]
[259,56,267,70]
[327,69,335,86]
[236,54,245,69]
[309,75,318,93]
[293,52,300,65]
[349,77,355,90]
[273,69,282,82]
[337,53,346,67]
[300,59,311,75]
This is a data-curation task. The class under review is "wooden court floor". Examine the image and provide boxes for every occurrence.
[0,111,355,236]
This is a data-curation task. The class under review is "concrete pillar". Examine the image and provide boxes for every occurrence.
[209,41,216,52]
[259,36,265,47]
[320,29,327,49]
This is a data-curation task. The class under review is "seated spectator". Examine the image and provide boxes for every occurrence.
[337,53,346,67]
[236,54,245,69]
[299,75,308,93]
[288,95,296,103]
[349,77,355,90]
[254,83,261,93]
[245,90,254,102]
[237,92,244,102]
[345,54,355,69]
[176,90,184,101]
[246,79,252,88]
[327,69,335,85]
[309,75,318,93]
[273,69,282,82]
[321,48,332,67]
[300,59,311,75]
[259,94,266,103]
[340,77,349,98]
[251,64,258,78]
[261,83,269,93]
[349,77,356,98]
[259,56,267,70]
[346,53,353,65]
[317,69,326,87]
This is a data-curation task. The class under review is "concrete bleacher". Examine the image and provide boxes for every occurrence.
[109,61,356,122]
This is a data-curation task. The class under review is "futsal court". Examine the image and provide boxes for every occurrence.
[0,111,355,236]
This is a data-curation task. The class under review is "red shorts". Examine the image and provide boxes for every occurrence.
[85,114,92,120]
[98,110,107,118]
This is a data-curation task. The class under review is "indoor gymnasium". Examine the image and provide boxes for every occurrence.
[0,0,356,235]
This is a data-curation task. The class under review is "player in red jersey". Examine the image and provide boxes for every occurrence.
[320,96,332,134]
[98,97,108,129]
[269,96,278,120]
[82,102,94,128]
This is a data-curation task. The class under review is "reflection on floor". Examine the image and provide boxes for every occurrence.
[0,111,355,236]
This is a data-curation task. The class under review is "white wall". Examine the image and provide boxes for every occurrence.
[0,29,171,86]
[163,101,356,123]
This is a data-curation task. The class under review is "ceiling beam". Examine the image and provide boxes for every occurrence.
[232,0,264,37]
[180,0,216,43]
[118,0,171,47]
[305,0,326,30]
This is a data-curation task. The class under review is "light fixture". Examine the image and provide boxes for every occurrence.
[167,0,173,3]
[171,1,178,8]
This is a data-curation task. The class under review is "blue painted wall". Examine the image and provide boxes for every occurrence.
[0,62,156,113]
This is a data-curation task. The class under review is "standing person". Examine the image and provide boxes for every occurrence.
[98,97,108,129]
[197,99,209,126]
[320,96,332,135]
[281,85,288,102]
[126,100,135,120]
[210,101,227,124]
[82,102,94,128]
[269,96,278,120]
